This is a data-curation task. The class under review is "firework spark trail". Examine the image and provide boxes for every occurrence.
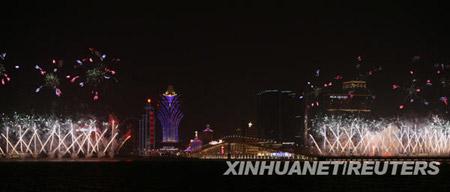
[0,115,128,158]
[0,53,10,86]
[392,56,450,111]
[310,115,450,156]
[0,53,20,86]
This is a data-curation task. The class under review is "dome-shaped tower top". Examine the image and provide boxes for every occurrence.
[163,85,177,96]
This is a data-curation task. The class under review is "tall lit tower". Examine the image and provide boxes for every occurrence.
[138,98,156,155]
[157,85,183,147]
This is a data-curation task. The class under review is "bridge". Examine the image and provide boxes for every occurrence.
[189,135,314,160]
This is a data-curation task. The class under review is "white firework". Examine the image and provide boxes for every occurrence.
[0,114,128,159]
[310,115,450,156]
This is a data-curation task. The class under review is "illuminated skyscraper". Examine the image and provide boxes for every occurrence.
[322,80,374,113]
[157,85,183,146]
[321,56,376,113]
[138,98,156,155]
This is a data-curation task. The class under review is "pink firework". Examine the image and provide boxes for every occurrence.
[0,53,18,86]
[34,59,63,97]
[69,48,119,101]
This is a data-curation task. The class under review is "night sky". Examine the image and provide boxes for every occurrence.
[1,1,450,142]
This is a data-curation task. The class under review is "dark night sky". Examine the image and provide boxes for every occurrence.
[1,1,450,142]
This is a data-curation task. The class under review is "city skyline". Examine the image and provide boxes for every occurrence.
[1,1,450,141]
[2,2,450,191]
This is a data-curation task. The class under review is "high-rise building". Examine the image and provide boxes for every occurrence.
[256,90,302,142]
[138,98,156,155]
[303,57,377,147]
[157,85,183,147]
[319,57,375,113]
[322,80,374,113]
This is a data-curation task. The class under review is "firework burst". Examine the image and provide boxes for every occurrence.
[0,53,20,86]
[68,48,119,101]
[0,114,130,158]
[310,114,450,156]
[35,59,64,96]
[392,57,450,112]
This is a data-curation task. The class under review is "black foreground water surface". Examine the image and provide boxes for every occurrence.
[0,159,449,192]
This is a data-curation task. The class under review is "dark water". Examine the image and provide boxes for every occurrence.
[0,160,449,192]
